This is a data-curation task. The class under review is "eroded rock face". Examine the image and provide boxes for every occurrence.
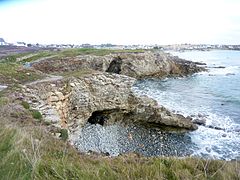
[68,72,136,127]
[68,72,197,131]
[32,55,112,73]
[32,51,204,79]
[106,52,204,79]
[23,72,197,132]
[22,79,71,128]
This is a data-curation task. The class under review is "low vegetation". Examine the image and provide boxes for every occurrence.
[0,121,239,179]
[31,109,42,120]
[56,48,145,58]
[0,62,43,84]
[59,129,69,141]
[1,48,146,64]
[21,101,30,109]
[0,48,144,84]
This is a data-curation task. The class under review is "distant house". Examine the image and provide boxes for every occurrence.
[81,44,94,48]
[15,41,27,47]
[0,38,7,46]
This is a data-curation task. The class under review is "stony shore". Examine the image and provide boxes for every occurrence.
[73,122,195,157]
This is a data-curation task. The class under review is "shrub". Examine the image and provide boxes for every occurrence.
[21,101,30,109]
[31,110,42,120]
[60,129,68,141]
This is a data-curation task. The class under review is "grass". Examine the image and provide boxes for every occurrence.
[0,99,239,180]
[0,122,239,180]
[59,129,68,141]
[0,96,9,107]
[31,110,42,120]
[0,62,43,84]
[0,52,32,63]
[0,48,145,84]
[55,48,145,58]
[21,101,30,109]
[18,51,57,64]
[2,48,146,64]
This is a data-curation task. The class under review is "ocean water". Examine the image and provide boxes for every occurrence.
[133,50,240,160]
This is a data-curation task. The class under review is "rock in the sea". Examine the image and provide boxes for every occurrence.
[206,147,211,153]
[226,73,235,76]
[222,134,227,137]
[192,118,206,126]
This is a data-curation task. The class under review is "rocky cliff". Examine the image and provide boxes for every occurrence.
[69,72,196,130]
[106,51,204,78]
[23,72,197,134]
[32,51,204,79]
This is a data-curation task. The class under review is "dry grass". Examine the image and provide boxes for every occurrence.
[0,99,239,180]
[0,122,239,180]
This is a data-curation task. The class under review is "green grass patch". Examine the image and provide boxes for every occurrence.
[0,62,43,84]
[0,96,9,107]
[19,51,55,63]
[0,52,32,63]
[55,48,146,58]
[0,126,32,179]
[59,129,68,141]
[21,101,30,109]
[31,110,42,120]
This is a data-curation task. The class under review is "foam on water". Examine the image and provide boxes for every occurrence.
[133,50,240,160]
[190,126,240,160]
[207,66,239,76]
[133,80,240,160]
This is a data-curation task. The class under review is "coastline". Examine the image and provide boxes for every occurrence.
[0,48,239,179]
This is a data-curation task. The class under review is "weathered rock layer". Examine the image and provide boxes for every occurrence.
[23,72,197,133]
[32,51,204,79]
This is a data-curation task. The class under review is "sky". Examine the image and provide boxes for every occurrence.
[0,0,240,45]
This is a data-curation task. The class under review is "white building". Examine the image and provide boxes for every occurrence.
[14,42,27,47]
[0,38,7,46]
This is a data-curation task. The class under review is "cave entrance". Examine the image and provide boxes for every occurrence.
[106,56,122,74]
[87,109,125,126]
[88,111,108,125]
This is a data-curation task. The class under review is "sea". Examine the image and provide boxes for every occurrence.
[133,50,240,160]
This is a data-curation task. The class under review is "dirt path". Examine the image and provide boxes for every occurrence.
[25,75,63,86]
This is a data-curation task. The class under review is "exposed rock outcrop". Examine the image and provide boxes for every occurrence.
[22,79,71,128]
[23,72,197,132]
[69,73,197,130]
[106,52,204,79]
[32,51,205,79]
[32,55,112,74]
